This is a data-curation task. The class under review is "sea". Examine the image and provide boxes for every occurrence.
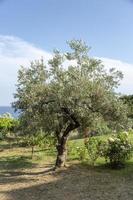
[0,106,19,118]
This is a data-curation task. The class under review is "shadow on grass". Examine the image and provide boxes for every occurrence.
[0,165,55,178]
[0,142,11,150]
[77,159,133,179]
[1,163,133,200]
[0,155,34,171]
[0,141,21,150]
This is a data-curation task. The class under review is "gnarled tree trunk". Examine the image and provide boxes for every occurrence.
[55,107,80,168]
[55,136,68,168]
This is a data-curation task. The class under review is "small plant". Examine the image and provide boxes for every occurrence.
[20,133,56,158]
[103,132,133,168]
[68,142,87,161]
[128,128,133,135]
[76,146,87,161]
[85,137,104,165]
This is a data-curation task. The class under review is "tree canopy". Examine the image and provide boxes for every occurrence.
[13,40,128,168]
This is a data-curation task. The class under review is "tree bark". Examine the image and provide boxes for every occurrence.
[55,123,75,168]
[55,108,80,168]
[55,136,68,168]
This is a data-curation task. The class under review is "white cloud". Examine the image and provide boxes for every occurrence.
[98,57,133,95]
[0,35,132,105]
[0,35,51,105]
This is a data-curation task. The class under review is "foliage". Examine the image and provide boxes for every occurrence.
[89,119,112,135]
[77,146,87,160]
[120,95,133,128]
[128,128,133,135]
[13,39,128,167]
[85,137,104,165]
[20,132,56,156]
[68,132,133,168]
[20,133,55,148]
[68,142,87,161]
[120,95,133,119]
[103,132,133,168]
[0,113,19,137]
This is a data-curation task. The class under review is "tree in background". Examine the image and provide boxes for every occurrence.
[13,40,128,168]
[120,95,133,128]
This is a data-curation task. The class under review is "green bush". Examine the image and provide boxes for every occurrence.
[103,132,133,168]
[128,128,133,135]
[0,132,4,140]
[0,113,19,137]
[85,137,104,165]
[69,131,133,168]
[68,142,87,161]
[76,146,87,161]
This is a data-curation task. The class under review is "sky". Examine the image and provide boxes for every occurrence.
[0,0,133,105]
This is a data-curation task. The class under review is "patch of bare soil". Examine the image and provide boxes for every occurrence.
[0,163,133,200]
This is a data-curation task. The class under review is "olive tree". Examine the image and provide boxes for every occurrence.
[13,40,128,168]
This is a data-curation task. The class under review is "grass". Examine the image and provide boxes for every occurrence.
[0,155,33,170]
[0,134,133,200]
[0,145,55,172]
[0,133,133,171]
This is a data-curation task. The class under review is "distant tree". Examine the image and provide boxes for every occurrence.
[13,40,128,168]
[120,95,133,127]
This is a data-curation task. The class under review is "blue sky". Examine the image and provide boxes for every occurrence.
[0,0,133,105]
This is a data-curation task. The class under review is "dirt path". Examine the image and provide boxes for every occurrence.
[0,163,133,200]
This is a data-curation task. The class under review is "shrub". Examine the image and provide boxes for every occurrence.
[103,132,133,168]
[19,133,56,158]
[128,128,133,135]
[68,142,87,161]
[68,143,78,160]
[0,132,4,140]
[76,146,87,161]
[85,137,104,165]
[0,113,19,137]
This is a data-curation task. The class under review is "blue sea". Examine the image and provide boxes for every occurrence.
[0,106,18,118]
